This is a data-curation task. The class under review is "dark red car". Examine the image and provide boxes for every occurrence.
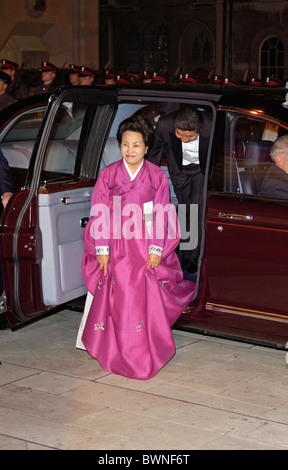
[1,83,288,349]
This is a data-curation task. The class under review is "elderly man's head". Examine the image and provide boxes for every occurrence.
[270,135,288,173]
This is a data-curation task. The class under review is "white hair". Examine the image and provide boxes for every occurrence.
[270,135,288,162]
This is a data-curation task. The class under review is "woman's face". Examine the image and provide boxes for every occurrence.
[121,130,148,173]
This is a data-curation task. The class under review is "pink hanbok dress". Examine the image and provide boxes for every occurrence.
[76,159,195,379]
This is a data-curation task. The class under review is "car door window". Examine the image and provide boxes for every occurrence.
[215,111,288,196]
[41,102,86,176]
[0,108,45,168]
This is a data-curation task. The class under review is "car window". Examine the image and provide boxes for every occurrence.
[41,102,86,177]
[215,111,288,197]
[2,109,45,142]
[0,108,46,173]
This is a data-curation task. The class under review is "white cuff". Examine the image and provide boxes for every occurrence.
[148,245,163,257]
[96,246,109,255]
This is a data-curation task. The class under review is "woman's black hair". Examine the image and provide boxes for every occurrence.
[117,115,154,148]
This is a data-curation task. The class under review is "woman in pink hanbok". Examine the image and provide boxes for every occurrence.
[76,115,195,380]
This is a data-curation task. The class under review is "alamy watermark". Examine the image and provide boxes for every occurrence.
[89,196,198,251]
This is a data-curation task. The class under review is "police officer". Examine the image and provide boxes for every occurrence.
[116,74,132,85]
[69,64,81,86]
[79,66,95,86]
[33,61,58,94]
[141,70,153,83]
[104,70,117,85]
[1,59,29,100]
[0,71,16,111]
[151,72,168,83]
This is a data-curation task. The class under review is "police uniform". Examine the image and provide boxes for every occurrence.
[211,75,224,84]
[69,64,81,74]
[0,71,16,111]
[1,59,29,100]
[116,74,132,85]
[104,70,117,85]
[182,73,200,84]
[69,64,81,85]
[142,70,153,83]
[248,78,264,86]
[33,62,58,95]
[79,66,95,85]
[265,77,284,87]
[151,72,168,83]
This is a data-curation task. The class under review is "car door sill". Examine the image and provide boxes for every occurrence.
[206,302,288,323]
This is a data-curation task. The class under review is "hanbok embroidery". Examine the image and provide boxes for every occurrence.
[136,320,144,332]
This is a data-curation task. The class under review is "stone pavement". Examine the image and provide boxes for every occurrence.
[1,308,288,450]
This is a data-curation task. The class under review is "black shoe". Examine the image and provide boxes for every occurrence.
[182,258,198,274]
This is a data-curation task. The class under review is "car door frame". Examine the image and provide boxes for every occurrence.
[1,86,118,329]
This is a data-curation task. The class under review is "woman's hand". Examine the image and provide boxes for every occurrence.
[97,254,110,276]
[147,254,161,269]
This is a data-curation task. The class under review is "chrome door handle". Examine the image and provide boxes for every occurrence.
[218,211,253,221]
[80,217,89,228]
[61,196,91,204]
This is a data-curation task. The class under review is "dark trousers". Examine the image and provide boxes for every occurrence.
[171,163,204,261]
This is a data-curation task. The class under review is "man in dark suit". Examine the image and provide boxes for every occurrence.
[260,135,288,198]
[147,105,211,273]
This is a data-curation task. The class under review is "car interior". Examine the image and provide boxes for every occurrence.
[227,114,287,195]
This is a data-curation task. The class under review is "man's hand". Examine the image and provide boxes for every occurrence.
[1,192,13,209]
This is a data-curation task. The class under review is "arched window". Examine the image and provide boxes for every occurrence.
[260,36,284,80]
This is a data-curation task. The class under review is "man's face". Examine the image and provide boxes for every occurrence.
[105,78,116,85]
[276,153,288,173]
[0,79,7,95]
[175,128,199,143]
[42,71,55,85]
[79,75,94,86]
[3,68,15,80]
[69,73,79,85]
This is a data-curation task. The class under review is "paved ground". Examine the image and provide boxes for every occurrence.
[1,308,288,450]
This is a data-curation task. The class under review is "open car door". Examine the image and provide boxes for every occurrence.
[1,87,117,328]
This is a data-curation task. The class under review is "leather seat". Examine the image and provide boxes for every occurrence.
[240,140,272,194]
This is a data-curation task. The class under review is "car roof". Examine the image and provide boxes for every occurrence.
[1,83,287,126]
[0,92,50,127]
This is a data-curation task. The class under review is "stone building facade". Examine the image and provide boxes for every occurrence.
[0,0,99,70]
[99,0,288,82]
[1,1,288,85]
